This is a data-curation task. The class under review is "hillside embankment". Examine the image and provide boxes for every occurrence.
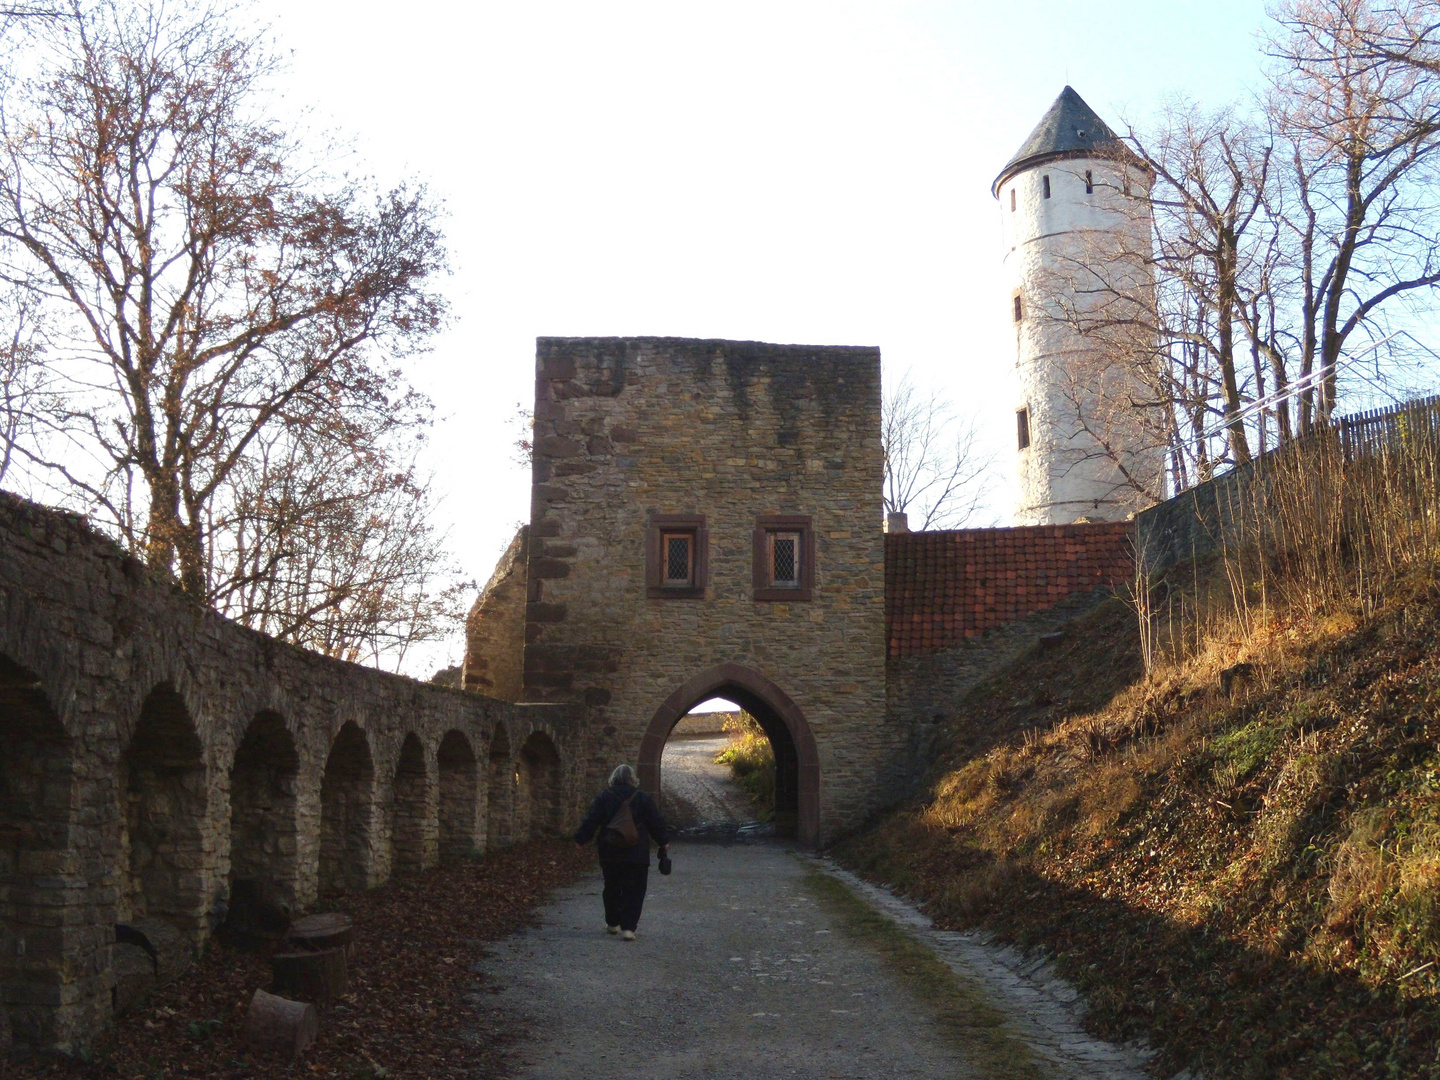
[837,583,1440,1079]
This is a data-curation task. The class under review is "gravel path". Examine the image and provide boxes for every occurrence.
[476,841,1163,1079]
[476,841,974,1079]
[659,735,757,827]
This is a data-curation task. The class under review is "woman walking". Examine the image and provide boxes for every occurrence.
[573,764,669,941]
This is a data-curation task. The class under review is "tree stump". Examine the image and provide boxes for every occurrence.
[271,947,349,1008]
[286,913,354,957]
[243,989,317,1059]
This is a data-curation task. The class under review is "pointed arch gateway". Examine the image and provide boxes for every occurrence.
[638,664,819,848]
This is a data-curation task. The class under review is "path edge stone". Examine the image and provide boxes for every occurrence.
[801,854,1181,1080]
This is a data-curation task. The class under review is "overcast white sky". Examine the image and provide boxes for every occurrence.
[251,0,1274,677]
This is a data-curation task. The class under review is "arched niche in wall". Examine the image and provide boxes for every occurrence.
[390,733,434,875]
[120,683,212,939]
[0,654,77,1050]
[437,731,478,863]
[228,711,300,912]
[515,732,562,842]
[485,725,513,851]
[318,722,375,895]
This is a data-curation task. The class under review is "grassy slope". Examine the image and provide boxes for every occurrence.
[836,588,1440,1079]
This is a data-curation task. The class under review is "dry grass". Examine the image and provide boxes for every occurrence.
[835,571,1440,1078]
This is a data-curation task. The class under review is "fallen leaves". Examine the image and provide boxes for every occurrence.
[4,839,588,1080]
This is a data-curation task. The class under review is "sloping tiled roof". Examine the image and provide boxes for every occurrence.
[992,86,1128,195]
[885,523,1135,658]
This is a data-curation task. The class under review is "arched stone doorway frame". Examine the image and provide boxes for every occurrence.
[637,663,819,848]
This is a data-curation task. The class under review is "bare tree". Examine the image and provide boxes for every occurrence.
[0,0,455,666]
[213,420,469,669]
[1036,0,1440,499]
[0,282,45,488]
[1065,104,1284,479]
[1267,0,1440,428]
[881,372,994,530]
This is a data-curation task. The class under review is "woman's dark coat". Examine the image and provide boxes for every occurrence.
[573,781,669,866]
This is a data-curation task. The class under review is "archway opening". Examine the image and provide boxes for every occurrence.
[120,684,210,938]
[228,711,299,912]
[318,723,375,895]
[639,665,818,846]
[437,730,478,862]
[515,732,562,841]
[0,655,76,1049]
[485,725,513,851]
[390,733,434,875]
[659,696,767,830]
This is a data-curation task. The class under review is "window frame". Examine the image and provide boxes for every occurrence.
[1042,174,1051,199]
[752,515,814,602]
[646,514,708,599]
[1012,292,1023,323]
[1017,406,1031,451]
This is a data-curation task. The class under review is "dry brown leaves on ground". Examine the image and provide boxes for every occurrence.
[837,593,1440,1079]
[5,839,590,1080]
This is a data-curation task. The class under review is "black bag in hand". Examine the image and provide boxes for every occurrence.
[657,851,672,875]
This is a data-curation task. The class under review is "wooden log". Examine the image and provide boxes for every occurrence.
[270,947,349,1008]
[286,913,354,956]
[243,989,317,1060]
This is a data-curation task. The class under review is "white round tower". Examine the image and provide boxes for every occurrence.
[994,86,1163,525]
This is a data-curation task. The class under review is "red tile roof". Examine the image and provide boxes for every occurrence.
[885,523,1134,658]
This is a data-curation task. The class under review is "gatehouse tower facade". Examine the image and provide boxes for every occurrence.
[994,86,1164,525]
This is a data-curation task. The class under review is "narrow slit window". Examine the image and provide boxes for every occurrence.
[1013,294,1023,323]
[1017,407,1031,450]
[1042,174,1051,199]
[662,532,693,587]
[1084,169,1094,194]
[1009,188,1016,211]
[769,532,800,588]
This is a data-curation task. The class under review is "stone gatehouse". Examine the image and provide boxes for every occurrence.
[519,337,891,847]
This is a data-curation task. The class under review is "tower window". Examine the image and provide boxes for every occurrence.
[1010,188,1016,211]
[753,515,814,601]
[768,532,800,587]
[1017,407,1031,450]
[1042,175,1051,199]
[663,533,693,586]
[1084,169,1094,194]
[646,514,707,598]
[1013,294,1023,322]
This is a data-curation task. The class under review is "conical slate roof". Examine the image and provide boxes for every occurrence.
[992,86,1127,195]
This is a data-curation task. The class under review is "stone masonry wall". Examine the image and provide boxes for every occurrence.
[0,494,580,1052]
[886,588,1120,790]
[521,337,892,845]
[463,526,528,699]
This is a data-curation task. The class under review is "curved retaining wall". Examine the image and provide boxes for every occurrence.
[0,494,581,1052]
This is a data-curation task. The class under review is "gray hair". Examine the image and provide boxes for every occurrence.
[610,763,637,786]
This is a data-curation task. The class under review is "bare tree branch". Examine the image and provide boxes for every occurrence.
[881,372,994,530]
